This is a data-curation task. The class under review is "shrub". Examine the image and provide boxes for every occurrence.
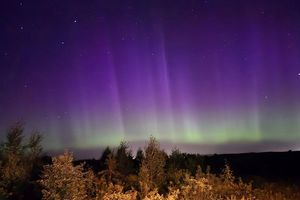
[39,151,88,200]
[139,136,166,197]
[0,123,42,199]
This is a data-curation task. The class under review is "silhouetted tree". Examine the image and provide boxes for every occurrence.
[115,141,134,176]
[99,147,112,171]
[135,148,144,163]
[134,148,144,173]
[166,148,187,186]
[167,147,184,170]
[0,123,42,199]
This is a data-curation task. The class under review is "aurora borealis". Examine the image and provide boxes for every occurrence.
[1,0,300,158]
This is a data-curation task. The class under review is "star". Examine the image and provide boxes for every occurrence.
[23,84,28,88]
[298,73,300,76]
[19,2,23,6]
[20,26,24,30]
[60,41,65,45]
[73,19,78,23]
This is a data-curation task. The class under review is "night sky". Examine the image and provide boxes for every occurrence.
[1,0,300,158]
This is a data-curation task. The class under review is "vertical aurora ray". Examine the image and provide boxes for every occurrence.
[1,0,300,157]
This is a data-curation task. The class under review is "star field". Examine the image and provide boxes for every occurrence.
[1,0,300,158]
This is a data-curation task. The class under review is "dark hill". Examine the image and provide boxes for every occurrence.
[203,151,300,184]
[70,150,300,184]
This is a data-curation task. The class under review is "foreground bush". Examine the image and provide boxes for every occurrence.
[0,123,42,199]
[1,124,299,200]
[38,136,300,200]
[39,151,89,200]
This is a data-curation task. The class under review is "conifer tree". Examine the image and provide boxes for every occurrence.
[0,123,42,199]
[138,136,166,197]
[115,141,134,176]
[39,151,88,200]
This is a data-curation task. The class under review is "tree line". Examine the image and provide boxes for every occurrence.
[1,123,299,200]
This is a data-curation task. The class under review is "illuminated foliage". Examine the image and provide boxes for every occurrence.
[0,123,42,199]
[139,136,167,198]
[39,151,88,200]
